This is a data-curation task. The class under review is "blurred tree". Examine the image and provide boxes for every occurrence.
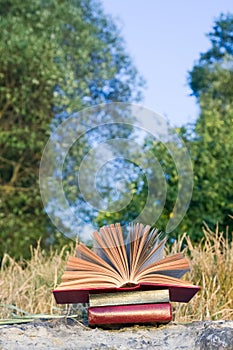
[189,13,233,97]
[0,0,144,258]
[94,134,181,236]
[95,13,233,241]
[185,13,233,238]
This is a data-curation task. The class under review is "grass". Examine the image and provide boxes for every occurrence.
[0,241,71,319]
[0,223,232,322]
[173,222,233,322]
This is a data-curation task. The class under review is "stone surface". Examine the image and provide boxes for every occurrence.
[0,319,233,350]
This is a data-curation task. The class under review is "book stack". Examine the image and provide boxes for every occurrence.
[88,289,172,326]
[53,223,200,326]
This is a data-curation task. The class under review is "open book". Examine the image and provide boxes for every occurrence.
[53,223,200,303]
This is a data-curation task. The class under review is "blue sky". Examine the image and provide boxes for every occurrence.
[101,0,233,126]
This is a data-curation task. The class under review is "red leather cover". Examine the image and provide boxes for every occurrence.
[88,303,172,325]
[53,283,200,304]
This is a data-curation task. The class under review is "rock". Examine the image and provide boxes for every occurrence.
[195,320,233,350]
[0,319,232,349]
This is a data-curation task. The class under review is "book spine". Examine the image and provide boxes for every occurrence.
[89,289,169,307]
[88,303,172,325]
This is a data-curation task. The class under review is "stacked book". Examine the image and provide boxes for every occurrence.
[53,223,200,326]
[88,289,172,326]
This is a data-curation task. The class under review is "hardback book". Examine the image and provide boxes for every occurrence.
[89,289,170,307]
[88,303,172,325]
[53,223,200,304]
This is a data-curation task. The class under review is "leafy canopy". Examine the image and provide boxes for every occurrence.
[95,13,233,241]
[0,0,144,258]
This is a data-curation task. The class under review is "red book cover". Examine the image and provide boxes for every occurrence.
[88,303,172,325]
[53,283,200,304]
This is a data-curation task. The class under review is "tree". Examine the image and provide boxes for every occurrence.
[189,13,233,98]
[185,13,233,239]
[95,14,233,241]
[0,0,144,258]
[94,129,184,237]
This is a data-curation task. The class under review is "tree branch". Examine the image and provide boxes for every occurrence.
[0,100,11,120]
[0,185,33,193]
[0,156,16,166]
[9,156,24,186]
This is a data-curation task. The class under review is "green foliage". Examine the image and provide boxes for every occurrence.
[189,13,233,98]
[94,136,180,234]
[94,158,149,228]
[186,75,233,237]
[0,0,144,259]
[183,14,233,239]
[95,13,233,241]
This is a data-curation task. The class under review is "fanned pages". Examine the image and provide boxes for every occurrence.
[55,223,199,291]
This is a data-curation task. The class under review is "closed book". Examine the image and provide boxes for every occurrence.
[88,303,172,325]
[89,289,169,307]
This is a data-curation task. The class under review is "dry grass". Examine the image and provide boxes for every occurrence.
[0,223,233,321]
[173,223,233,322]
[0,241,71,319]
